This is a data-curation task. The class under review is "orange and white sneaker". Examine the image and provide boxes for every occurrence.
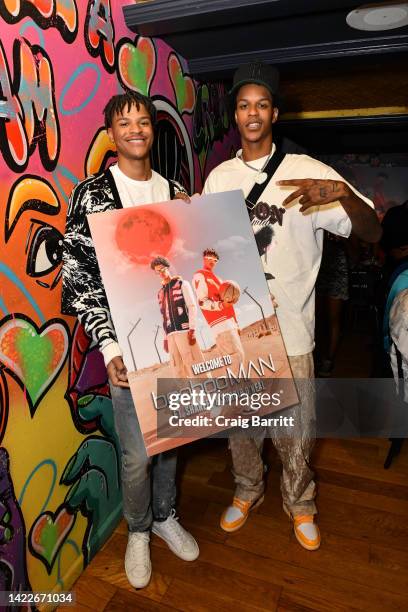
[220,496,264,532]
[291,515,320,551]
[283,504,320,550]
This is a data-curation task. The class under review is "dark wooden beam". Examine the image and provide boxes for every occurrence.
[123,0,408,81]
[123,0,357,37]
[189,35,408,78]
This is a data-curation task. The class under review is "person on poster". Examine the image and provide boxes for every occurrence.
[61,91,199,590]
[193,248,245,365]
[203,61,381,550]
[151,255,210,378]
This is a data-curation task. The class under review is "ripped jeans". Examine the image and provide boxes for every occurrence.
[110,384,177,532]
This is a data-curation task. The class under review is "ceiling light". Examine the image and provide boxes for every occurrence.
[347,2,408,31]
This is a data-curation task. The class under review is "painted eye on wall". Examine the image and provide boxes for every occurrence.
[26,225,64,277]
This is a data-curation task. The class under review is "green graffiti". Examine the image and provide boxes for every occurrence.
[61,394,122,563]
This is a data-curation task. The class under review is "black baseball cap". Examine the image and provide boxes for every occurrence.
[229,61,280,100]
[381,201,408,251]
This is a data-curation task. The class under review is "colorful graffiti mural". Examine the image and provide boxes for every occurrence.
[193,81,231,181]
[0,0,236,602]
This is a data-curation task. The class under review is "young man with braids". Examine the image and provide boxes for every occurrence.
[203,62,381,549]
[62,91,198,590]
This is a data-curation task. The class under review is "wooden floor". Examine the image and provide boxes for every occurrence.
[67,325,408,611]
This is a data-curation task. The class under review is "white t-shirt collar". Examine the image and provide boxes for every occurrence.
[236,142,276,170]
[110,162,154,185]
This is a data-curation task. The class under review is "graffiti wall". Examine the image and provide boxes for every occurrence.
[0,0,237,603]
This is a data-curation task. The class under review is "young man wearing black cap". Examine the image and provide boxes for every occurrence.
[204,61,381,550]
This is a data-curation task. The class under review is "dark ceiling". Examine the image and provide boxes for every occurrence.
[123,0,408,79]
[123,1,408,148]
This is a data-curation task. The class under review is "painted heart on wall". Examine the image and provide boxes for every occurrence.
[117,36,156,96]
[0,315,69,416]
[168,52,195,114]
[29,507,76,574]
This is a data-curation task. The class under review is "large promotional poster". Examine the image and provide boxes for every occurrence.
[89,190,297,455]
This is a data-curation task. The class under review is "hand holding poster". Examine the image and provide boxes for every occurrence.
[88,190,297,455]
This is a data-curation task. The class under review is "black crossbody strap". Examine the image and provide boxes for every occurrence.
[245,150,286,215]
[167,179,176,200]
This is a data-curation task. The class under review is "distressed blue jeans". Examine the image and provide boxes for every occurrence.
[110,384,177,532]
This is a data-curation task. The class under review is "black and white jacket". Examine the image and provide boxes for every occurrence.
[158,277,190,336]
[61,167,184,358]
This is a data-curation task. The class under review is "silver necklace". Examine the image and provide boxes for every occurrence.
[239,151,272,184]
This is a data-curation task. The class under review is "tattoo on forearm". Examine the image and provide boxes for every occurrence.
[333,182,338,192]
[320,187,327,198]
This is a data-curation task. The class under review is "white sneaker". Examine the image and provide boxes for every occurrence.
[152,510,199,561]
[125,531,152,589]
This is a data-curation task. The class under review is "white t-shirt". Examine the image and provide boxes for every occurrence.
[109,163,170,207]
[390,288,408,402]
[102,163,171,365]
[204,148,374,356]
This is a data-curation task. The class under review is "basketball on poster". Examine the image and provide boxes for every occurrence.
[88,191,297,456]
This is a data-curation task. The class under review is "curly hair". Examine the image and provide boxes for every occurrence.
[203,248,219,260]
[150,256,170,270]
[103,91,157,130]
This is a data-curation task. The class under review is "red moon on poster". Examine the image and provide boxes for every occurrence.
[115,208,173,264]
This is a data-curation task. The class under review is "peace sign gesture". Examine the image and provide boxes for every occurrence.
[277,178,349,212]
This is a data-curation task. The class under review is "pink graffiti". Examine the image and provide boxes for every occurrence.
[85,0,115,72]
[0,0,78,43]
[0,38,60,172]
